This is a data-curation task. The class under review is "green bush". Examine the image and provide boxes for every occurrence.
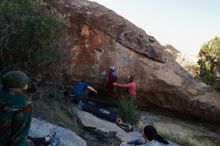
[0,0,67,71]
[117,93,137,124]
[198,36,220,91]
[185,63,200,72]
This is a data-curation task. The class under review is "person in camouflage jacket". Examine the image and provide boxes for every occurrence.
[0,70,34,146]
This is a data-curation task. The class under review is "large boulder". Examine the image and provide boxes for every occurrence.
[76,109,141,142]
[44,0,220,124]
[75,108,180,146]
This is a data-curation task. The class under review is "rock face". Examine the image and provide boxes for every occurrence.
[45,0,220,124]
[75,108,180,146]
[76,109,141,142]
[138,111,220,146]
[29,118,87,146]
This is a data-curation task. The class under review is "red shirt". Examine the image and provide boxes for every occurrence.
[115,82,137,96]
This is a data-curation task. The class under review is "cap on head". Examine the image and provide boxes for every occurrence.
[1,70,29,89]
[143,125,157,141]
[110,66,115,70]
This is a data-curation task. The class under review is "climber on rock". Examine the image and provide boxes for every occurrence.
[70,80,97,103]
[113,75,137,101]
[104,66,118,95]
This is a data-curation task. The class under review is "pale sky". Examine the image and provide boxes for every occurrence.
[89,0,220,56]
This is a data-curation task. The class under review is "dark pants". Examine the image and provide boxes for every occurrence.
[28,137,50,146]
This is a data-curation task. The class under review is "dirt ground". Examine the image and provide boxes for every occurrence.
[31,82,220,146]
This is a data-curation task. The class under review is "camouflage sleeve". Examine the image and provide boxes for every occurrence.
[9,104,34,146]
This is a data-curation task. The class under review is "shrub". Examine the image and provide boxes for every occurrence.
[185,62,200,72]
[198,36,220,91]
[0,0,68,72]
[117,92,137,124]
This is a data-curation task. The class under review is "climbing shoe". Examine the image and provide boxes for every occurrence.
[116,119,123,125]
[48,131,56,138]
[50,137,60,146]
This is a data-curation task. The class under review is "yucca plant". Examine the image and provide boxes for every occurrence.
[117,91,137,124]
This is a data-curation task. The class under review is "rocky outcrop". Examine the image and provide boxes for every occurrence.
[45,0,220,124]
[76,109,141,142]
[139,111,220,146]
[30,118,87,146]
[75,107,181,145]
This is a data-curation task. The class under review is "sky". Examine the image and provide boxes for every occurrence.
[89,0,220,56]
